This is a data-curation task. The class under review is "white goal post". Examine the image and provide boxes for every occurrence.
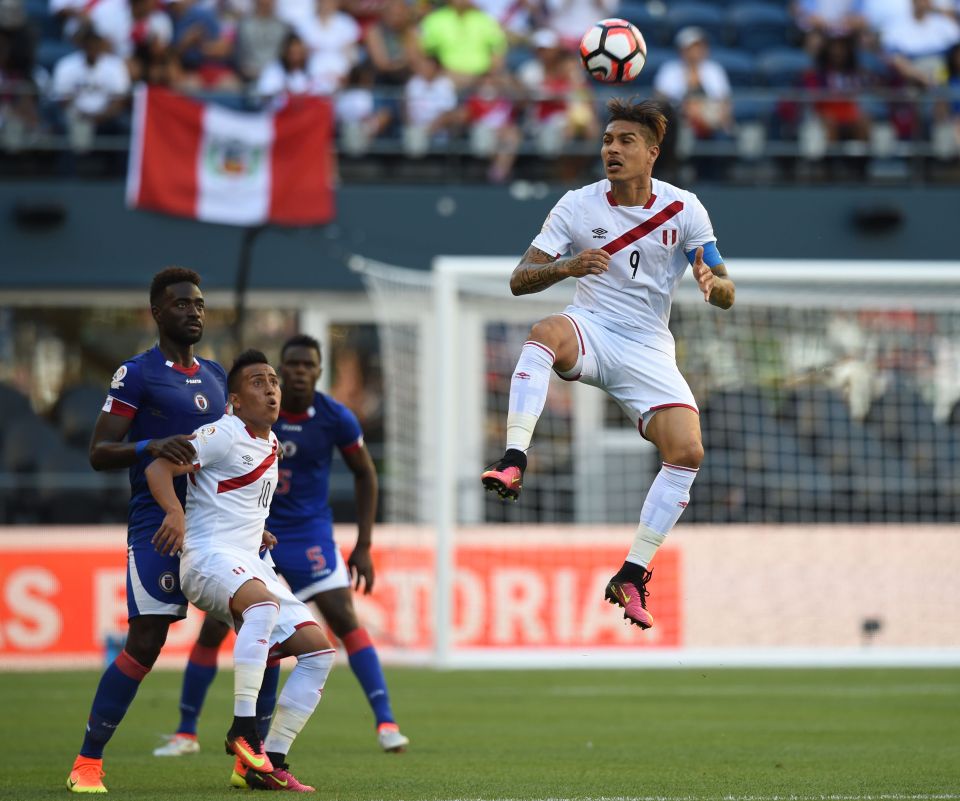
[353,255,960,668]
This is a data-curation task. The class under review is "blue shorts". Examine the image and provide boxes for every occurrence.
[271,533,348,600]
[125,540,188,620]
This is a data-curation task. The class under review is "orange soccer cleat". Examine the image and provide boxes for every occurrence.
[66,756,107,794]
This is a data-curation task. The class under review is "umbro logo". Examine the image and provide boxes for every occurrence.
[592,227,608,239]
[241,454,254,465]
[515,371,530,380]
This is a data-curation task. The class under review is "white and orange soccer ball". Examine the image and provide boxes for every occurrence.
[579,18,647,83]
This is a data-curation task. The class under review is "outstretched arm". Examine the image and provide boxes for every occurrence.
[89,412,198,471]
[145,458,196,556]
[690,246,735,309]
[510,246,611,296]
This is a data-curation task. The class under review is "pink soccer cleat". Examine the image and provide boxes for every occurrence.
[481,450,527,501]
[245,762,316,792]
[605,566,655,629]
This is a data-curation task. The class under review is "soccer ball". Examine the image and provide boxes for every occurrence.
[579,18,647,83]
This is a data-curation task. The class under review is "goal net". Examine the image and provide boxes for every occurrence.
[354,255,960,667]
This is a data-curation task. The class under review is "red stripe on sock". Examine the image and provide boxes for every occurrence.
[116,649,151,681]
[342,628,373,655]
[188,642,220,668]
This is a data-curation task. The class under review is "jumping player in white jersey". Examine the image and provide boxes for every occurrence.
[146,349,333,792]
[481,97,735,630]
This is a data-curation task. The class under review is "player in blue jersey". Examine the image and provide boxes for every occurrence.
[66,267,227,794]
[153,333,408,773]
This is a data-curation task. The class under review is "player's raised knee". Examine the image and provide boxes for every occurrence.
[665,439,704,470]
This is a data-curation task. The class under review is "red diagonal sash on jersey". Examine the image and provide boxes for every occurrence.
[217,451,277,494]
[602,200,685,256]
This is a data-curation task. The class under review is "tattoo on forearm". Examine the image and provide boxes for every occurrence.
[511,247,566,295]
[707,265,735,309]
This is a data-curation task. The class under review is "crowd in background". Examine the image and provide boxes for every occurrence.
[0,0,959,179]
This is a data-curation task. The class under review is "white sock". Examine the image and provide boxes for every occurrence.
[506,341,555,453]
[264,649,335,756]
[234,601,279,718]
[626,463,699,568]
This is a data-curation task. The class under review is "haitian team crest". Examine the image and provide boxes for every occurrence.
[194,393,209,411]
[111,365,127,389]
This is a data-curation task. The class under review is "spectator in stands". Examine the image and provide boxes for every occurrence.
[296,0,361,93]
[402,53,459,155]
[364,0,418,85]
[127,0,175,82]
[802,34,875,144]
[861,0,957,33]
[168,0,240,91]
[942,42,960,149]
[235,0,289,82]
[51,24,130,152]
[653,27,733,140]
[0,0,41,150]
[341,0,389,38]
[464,67,521,182]
[793,0,866,52]
[544,0,618,49]
[473,0,541,40]
[275,0,315,37]
[880,0,960,87]
[255,30,318,99]
[336,62,393,154]
[517,34,597,156]
[419,0,507,89]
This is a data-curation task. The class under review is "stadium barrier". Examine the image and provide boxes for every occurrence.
[1,525,958,669]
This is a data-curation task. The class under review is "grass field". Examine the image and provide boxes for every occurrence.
[5,666,960,801]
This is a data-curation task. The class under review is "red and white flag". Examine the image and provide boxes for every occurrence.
[127,86,335,227]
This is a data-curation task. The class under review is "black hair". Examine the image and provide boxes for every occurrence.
[150,266,201,306]
[606,97,668,145]
[280,334,321,361]
[228,349,271,392]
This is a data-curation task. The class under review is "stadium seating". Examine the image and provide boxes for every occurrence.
[53,383,104,450]
[664,3,727,44]
[1,414,63,475]
[756,47,814,87]
[725,3,797,52]
[0,383,32,424]
[708,47,758,87]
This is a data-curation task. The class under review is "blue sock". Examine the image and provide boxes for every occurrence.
[79,650,150,759]
[176,642,220,736]
[256,661,281,740]
[343,628,395,726]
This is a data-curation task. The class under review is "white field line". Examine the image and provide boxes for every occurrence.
[417,796,960,801]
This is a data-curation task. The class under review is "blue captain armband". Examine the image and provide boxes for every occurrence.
[686,241,724,268]
[134,440,151,458]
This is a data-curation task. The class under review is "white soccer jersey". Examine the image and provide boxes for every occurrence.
[531,177,717,356]
[183,414,279,557]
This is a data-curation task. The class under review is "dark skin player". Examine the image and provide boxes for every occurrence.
[88,280,207,667]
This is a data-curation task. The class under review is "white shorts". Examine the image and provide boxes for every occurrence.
[180,547,316,648]
[557,307,699,438]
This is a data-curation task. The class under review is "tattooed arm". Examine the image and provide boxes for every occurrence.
[691,247,735,310]
[510,246,611,296]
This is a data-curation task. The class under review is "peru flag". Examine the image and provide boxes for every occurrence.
[127,86,334,227]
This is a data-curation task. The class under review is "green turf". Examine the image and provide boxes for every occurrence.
[4,666,960,800]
